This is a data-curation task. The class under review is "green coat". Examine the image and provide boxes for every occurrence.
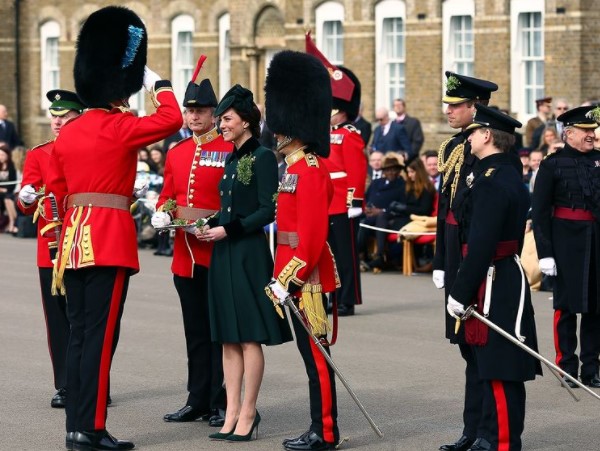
[207,137,292,345]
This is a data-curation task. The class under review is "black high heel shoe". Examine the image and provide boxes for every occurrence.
[209,422,237,441]
[226,411,261,442]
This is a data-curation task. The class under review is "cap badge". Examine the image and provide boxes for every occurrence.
[54,94,61,100]
[466,172,474,188]
[330,69,343,81]
[446,75,461,91]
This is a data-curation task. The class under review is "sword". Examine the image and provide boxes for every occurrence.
[282,296,384,438]
[461,306,600,402]
[48,193,62,245]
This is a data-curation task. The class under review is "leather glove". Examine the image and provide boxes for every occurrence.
[432,269,445,289]
[446,295,465,319]
[133,179,149,198]
[143,66,162,92]
[183,225,197,234]
[267,278,289,304]
[18,184,38,205]
[539,257,557,276]
[151,211,171,228]
[389,201,407,214]
[348,207,363,218]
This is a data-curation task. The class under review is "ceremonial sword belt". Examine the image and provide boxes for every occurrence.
[553,206,595,221]
[66,193,130,211]
[460,240,527,345]
[174,206,218,221]
[277,231,299,248]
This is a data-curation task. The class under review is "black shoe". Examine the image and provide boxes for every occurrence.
[439,435,474,451]
[51,388,67,408]
[337,305,354,317]
[368,256,385,270]
[163,405,207,422]
[72,430,134,451]
[107,395,112,406]
[208,408,225,427]
[561,375,579,389]
[66,432,75,450]
[284,430,335,450]
[467,438,491,451]
[581,374,600,388]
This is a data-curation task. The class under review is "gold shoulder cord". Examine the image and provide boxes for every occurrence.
[437,138,465,206]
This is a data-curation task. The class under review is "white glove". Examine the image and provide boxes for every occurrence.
[133,179,149,199]
[539,257,557,276]
[151,211,171,228]
[268,279,289,303]
[18,184,38,205]
[348,207,363,218]
[143,66,162,92]
[446,295,465,319]
[183,225,197,234]
[432,269,445,289]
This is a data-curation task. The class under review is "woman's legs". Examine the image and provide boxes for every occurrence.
[233,342,264,435]
[3,198,17,232]
[220,343,244,433]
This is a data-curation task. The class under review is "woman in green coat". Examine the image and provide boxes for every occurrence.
[197,85,292,441]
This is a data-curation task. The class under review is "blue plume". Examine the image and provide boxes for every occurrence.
[121,25,144,68]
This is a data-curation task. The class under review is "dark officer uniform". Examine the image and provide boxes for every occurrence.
[532,105,600,386]
[17,90,84,408]
[434,72,498,451]
[265,50,341,451]
[450,105,541,451]
[157,65,230,424]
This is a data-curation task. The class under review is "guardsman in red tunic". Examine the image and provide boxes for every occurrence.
[306,33,367,317]
[152,57,231,426]
[265,50,341,451]
[17,89,84,409]
[43,7,182,451]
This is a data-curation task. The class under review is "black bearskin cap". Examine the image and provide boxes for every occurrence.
[332,66,361,122]
[74,6,147,107]
[265,51,332,157]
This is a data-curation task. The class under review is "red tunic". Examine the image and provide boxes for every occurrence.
[157,128,233,277]
[45,83,182,271]
[322,123,367,215]
[274,151,340,295]
[17,140,56,268]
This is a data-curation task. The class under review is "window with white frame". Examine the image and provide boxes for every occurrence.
[442,0,474,76]
[171,15,195,104]
[375,0,405,109]
[218,13,231,99]
[511,0,544,121]
[316,2,344,65]
[40,21,60,110]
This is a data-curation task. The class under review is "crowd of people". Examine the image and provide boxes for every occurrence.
[4,5,600,451]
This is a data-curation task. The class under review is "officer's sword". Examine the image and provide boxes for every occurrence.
[48,193,62,251]
[461,306,600,402]
[282,296,384,438]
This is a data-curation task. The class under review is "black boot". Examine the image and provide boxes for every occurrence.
[439,435,475,451]
[72,430,134,451]
[284,430,335,450]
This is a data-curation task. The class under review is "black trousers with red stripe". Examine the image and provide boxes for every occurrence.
[173,265,226,411]
[64,266,129,433]
[38,267,70,390]
[328,213,362,307]
[553,309,600,379]
[290,309,339,445]
[482,380,525,451]
[459,344,487,440]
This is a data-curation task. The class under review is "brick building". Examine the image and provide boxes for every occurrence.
[2,0,599,150]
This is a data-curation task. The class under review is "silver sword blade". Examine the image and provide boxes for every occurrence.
[463,306,599,402]
[283,297,384,438]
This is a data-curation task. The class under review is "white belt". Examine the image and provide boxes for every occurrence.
[330,171,347,179]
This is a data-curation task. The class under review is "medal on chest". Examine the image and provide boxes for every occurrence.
[279,173,299,193]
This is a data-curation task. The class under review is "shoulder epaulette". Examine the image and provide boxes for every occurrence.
[30,140,53,151]
[305,154,319,167]
[484,167,496,177]
[343,124,360,134]
[170,136,192,151]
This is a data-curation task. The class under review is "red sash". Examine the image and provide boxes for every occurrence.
[553,206,594,221]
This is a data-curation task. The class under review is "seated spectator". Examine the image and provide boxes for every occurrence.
[0,144,18,233]
[149,145,165,176]
[519,148,532,188]
[366,150,384,189]
[537,126,560,154]
[358,155,406,270]
[370,158,436,271]
[421,150,441,190]
[371,107,412,159]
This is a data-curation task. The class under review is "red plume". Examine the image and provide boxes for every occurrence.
[190,55,207,83]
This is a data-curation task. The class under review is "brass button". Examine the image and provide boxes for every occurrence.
[190,188,195,193]
[228,190,232,195]
[220,191,223,195]
[189,194,193,199]
[223,174,227,179]
[227,207,231,212]
[189,203,194,207]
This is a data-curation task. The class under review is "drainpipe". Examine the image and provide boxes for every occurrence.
[14,0,21,133]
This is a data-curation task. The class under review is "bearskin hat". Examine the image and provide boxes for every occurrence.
[265,51,332,157]
[332,66,361,122]
[74,6,147,108]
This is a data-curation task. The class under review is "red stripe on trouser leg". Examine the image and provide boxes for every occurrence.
[553,310,563,366]
[94,268,126,429]
[491,380,510,451]
[308,338,335,444]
